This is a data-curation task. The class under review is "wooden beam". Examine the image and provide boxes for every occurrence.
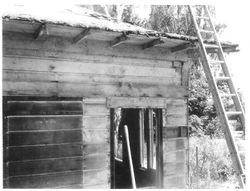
[34,24,48,40]
[110,33,129,47]
[72,28,90,44]
[107,97,169,108]
[142,38,164,49]
[171,43,195,52]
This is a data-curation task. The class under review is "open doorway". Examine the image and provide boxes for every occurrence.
[110,108,163,189]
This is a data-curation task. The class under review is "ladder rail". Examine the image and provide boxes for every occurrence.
[204,6,245,128]
[188,5,245,188]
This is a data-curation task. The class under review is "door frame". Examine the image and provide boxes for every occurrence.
[107,97,167,188]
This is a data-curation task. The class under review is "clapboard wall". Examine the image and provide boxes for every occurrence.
[2,31,190,98]
[3,27,191,188]
[163,99,189,188]
[3,97,110,188]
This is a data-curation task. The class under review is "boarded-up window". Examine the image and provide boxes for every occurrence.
[3,97,84,188]
[3,97,111,189]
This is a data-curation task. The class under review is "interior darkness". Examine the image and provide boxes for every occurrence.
[111,108,162,189]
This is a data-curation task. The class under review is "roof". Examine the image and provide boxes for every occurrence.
[2,4,239,52]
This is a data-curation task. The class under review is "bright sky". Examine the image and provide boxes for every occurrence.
[215,3,249,93]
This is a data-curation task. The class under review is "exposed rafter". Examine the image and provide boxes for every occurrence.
[110,33,129,47]
[171,43,195,52]
[34,24,48,40]
[142,38,164,49]
[72,28,90,44]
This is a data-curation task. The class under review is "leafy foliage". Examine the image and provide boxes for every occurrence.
[188,61,224,137]
[189,136,239,188]
[148,5,196,36]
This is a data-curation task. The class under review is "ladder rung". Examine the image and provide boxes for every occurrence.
[232,131,244,137]
[215,77,231,81]
[233,132,245,141]
[220,93,237,97]
[204,44,220,49]
[238,151,245,155]
[226,111,243,116]
[200,29,214,34]
[209,60,225,64]
[196,16,210,20]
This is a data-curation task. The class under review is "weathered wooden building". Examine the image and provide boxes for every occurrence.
[2,5,238,189]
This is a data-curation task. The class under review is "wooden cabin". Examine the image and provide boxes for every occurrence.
[2,5,238,189]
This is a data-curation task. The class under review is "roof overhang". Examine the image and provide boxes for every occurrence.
[2,5,239,53]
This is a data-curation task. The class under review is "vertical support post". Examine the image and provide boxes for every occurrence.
[196,146,199,189]
[110,109,115,188]
[148,109,154,168]
[139,109,145,167]
[156,109,163,188]
[124,125,136,189]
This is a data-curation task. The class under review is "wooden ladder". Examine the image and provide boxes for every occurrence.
[188,5,245,188]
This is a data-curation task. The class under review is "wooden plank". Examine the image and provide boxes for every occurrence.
[3,20,40,34]
[83,116,109,129]
[83,153,109,170]
[110,33,129,47]
[3,32,189,62]
[83,98,106,105]
[3,70,181,86]
[8,116,82,131]
[181,61,193,86]
[171,43,195,52]
[163,162,186,176]
[9,130,82,146]
[107,97,171,108]
[9,153,109,177]
[9,143,108,161]
[166,99,187,114]
[164,114,187,126]
[8,170,83,188]
[3,48,174,69]
[3,81,187,98]
[72,28,90,44]
[83,168,110,188]
[3,56,179,78]
[163,150,186,163]
[84,184,109,189]
[33,24,48,40]
[83,105,109,116]
[142,38,164,49]
[54,183,83,188]
[7,101,82,115]
[163,175,186,188]
[163,138,188,152]
[9,157,84,176]
[139,110,145,166]
[82,129,109,144]
[3,81,58,96]
[162,126,188,139]
[148,109,154,168]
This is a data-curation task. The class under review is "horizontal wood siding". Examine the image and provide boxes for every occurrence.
[82,98,110,188]
[4,98,110,188]
[162,99,189,188]
[163,99,187,127]
[2,32,188,98]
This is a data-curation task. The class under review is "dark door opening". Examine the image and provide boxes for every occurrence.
[110,108,163,189]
